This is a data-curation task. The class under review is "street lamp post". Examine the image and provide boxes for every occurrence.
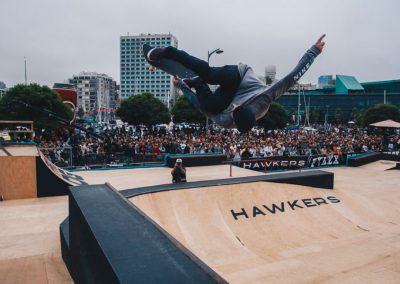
[325,105,330,129]
[206,48,223,134]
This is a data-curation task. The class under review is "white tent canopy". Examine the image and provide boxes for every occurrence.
[369,119,400,128]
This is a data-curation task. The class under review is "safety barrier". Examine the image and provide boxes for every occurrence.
[227,158,306,177]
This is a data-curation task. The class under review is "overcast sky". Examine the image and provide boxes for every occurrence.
[1,0,399,88]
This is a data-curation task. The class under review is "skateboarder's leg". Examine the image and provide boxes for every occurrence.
[190,78,232,114]
[164,47,240,89]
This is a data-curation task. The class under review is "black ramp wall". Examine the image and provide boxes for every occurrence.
[61,184,225,283]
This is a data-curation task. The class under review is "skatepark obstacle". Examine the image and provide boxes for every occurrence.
[61,170,333,283]
[0,143,86,200]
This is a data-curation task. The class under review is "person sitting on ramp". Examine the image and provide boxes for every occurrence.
[146,34,326,133]
[171,158,187,183]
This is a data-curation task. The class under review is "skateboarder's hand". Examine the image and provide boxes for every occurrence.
[173,75,181,87]
[315,34,326,52]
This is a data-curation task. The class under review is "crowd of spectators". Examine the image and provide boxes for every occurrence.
[37,124,400,168]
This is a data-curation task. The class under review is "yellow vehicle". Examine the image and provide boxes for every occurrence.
[0,131,12,142]
[0,121,34,142]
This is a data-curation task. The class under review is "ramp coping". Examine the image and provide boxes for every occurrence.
[121,170,334,198]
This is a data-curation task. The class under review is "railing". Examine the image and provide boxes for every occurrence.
[39,145,370,172]
[39,147,167,169]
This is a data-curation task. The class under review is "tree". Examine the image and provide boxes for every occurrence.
[77,107,85,119]
[170,95,205,124]
[310,107,322,123]
[257,102,289,130]
[0,83,73,130]
[116,93,170,126]
[265,76,273,86]
[350,108,359,121]
[286,108,297,122]
[362,104,400,126]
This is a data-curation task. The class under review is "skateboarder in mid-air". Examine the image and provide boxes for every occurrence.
[146,35,326,133]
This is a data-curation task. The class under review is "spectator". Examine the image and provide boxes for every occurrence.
[171,159,187,183]
[36,123,396,168]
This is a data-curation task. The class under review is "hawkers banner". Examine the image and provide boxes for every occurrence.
[238,154,347,171]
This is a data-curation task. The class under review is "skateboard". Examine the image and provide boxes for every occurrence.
[143,44,197,78]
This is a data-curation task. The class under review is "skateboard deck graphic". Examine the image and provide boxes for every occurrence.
[143,44,197,78]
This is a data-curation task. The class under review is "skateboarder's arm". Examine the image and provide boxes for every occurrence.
[266,34,326,101]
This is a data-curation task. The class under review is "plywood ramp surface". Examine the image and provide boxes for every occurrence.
[0,156,37,199]
[77,164,262,190]
[131,177,400,283]
[0,196,72,283]
[0,145,38,156]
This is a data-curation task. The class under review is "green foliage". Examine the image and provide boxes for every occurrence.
[170,95,205,124]
[116,92,170,126]
[349,107,364,125]
[362,104,400,126]
[309,107,322,123]
[265,76,273,85]
[257,102,289,130]
[0,83,73,130]
[77,107,85,118]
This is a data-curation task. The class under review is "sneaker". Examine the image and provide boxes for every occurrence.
[147,47,167,62]
[183,76,200,88]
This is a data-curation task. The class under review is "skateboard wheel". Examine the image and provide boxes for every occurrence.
[149,66,156,72]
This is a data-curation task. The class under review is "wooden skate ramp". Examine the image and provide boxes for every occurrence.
[131,181,400,283]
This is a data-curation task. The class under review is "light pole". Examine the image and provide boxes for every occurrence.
[206,48,224,134]
[325,105,330,129]
[24,56,27,84]
[297,84,301,125]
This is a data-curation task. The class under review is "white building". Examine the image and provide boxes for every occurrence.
[265,65,277,84]
[0,81,6,98]
[68,72,117,123]
[120,33,178,105]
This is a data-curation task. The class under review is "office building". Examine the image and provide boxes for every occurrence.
[278,75,400,123]
[265,65,276,84]
[68,72,118,122]
[120,33,178,105]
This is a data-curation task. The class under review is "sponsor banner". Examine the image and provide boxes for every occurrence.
[238,154,350,171]
[384,151,400,156]
[309,154,342,168]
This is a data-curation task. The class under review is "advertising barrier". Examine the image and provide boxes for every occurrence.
[237,154,349,172]
[166,153,226,168]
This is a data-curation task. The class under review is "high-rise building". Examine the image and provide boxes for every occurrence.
[68,72,118,123]
[0,81,6,98]
[120,33,178,104]
[265,65,276,84]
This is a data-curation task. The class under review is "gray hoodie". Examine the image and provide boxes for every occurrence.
[177,45,321,129]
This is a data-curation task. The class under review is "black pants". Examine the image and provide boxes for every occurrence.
[165,47,241,114]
